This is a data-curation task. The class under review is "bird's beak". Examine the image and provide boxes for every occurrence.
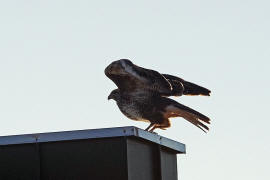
[104,64,112,76]
[108,94,112,100]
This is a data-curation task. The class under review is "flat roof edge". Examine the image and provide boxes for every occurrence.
[0,126,186,153]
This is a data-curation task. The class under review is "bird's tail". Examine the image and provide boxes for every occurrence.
[165,101,211,132]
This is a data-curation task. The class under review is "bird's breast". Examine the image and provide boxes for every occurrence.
[117,100,149,122]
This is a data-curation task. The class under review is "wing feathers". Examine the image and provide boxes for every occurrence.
[162,74,211,96]
[106,60,211,97]
[105,60,173,94]
[182,81,211,96]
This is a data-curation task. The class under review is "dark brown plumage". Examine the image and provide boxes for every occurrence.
[105,59,211,97]
[108,89,210,132]
[105,59,211,132]
[162,74,211,96]
[105,59,173,95]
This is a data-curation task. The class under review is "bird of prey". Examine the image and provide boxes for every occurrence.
[105,59,211,132]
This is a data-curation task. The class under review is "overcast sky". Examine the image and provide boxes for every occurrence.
[0,1,269,179]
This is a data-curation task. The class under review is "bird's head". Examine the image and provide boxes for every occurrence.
[104,59,134,76]
[108,89,121,102]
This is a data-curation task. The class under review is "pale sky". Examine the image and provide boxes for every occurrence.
[0,1,269,179]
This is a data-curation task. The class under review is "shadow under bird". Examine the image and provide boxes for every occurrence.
[105,59,211,132]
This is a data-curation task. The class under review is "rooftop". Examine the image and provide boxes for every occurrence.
[0,126,186,153]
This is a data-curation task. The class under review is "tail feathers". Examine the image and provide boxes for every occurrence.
[174,103,210,123]
[166,102,210,132]
[184,114,209,133]
[183,81,211,96]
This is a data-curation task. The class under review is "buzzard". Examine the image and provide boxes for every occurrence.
[105,59,211,132]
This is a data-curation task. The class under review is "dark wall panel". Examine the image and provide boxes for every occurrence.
[40,137,128,180]
[160,147,178,180]
[126,138,160,180]
[0,144,39,180]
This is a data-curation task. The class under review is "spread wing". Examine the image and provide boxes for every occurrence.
[105,59,172,95]
[162,74,211,96]
[105,59,211,97]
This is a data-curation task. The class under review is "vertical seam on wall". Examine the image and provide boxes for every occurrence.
[35,139,41,180]
[158,145,162,180]
[124,136,129,180]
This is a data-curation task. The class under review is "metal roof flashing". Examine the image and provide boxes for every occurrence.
[0,126,186,154]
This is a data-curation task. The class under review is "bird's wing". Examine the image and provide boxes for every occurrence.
[162,74,211,96]
[162,98,210,132]
[132,65,173,94]
[105,60,172,94]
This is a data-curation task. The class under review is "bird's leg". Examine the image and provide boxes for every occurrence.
[152,119,171,132]
[145,123,155,131]
[149,125,157,133]
[150,121,170,133]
